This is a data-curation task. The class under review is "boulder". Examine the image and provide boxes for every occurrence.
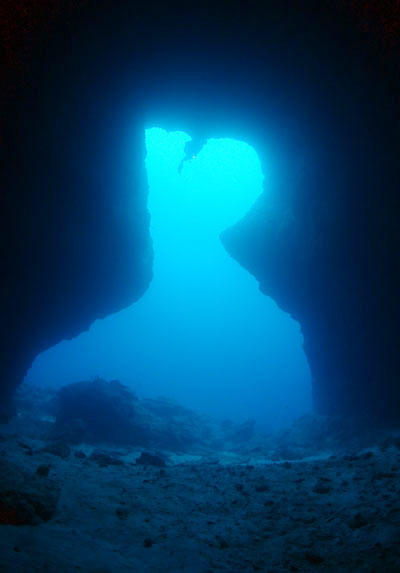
[53,378,138,445]
[0,460,60,526]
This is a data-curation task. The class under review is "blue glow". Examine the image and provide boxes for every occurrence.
[26,127,311,429]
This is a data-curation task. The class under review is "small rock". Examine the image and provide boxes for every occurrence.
[144,538,153,548]
[74,450,87,459]
[348,513,368,530]
[136,452,165,467]
[343,454,359,461]
[373,472,397,480]
[35,465,50,477]
[0,460,60,526]
[218,538,229,549]
[115,507,129,520]
[312,483,331,494]
[304,553,324,564]
[255,483,270,492]
[89,451,124,468]
[42,442,70,459]
[18,441,32,450]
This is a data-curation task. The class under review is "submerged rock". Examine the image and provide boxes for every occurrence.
[35,464,51,477]
[89,450,125,468]
[51,379,213,451]
[42,441,71,459]
[312,482,332,494]
[53,378,137,445]
[0,460,60,526]
[49,417,86,445]
[348,513,369,530]
[115,507,129,520]
[136,452,166,467]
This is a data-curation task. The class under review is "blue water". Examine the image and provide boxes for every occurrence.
[26,127,311,429]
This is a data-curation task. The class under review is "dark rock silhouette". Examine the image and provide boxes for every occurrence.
[41,441,71,459]
[11,381,277,453]
[89,450,125,467]
[53,378,138,445]
[136,452,166,467]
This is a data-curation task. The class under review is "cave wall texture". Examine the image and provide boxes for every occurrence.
[1,0,399,420]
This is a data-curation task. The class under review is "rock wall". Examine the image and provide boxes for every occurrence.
[1,1,399,419]
[0,1,154,412]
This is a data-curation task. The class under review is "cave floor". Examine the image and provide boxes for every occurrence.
[1,428,400,572]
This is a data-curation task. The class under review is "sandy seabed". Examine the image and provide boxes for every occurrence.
[1,431,400,572]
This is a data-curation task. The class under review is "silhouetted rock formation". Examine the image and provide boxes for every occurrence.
[50,379,211,449]
[1,1,399,420]
[11,380,266,454]
[53,379,138,445]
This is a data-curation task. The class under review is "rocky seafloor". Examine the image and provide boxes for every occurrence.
[1,380,400,572]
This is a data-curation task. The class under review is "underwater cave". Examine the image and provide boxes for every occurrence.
[1,0,400,570]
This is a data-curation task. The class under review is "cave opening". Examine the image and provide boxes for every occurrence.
[25,126,311,430]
